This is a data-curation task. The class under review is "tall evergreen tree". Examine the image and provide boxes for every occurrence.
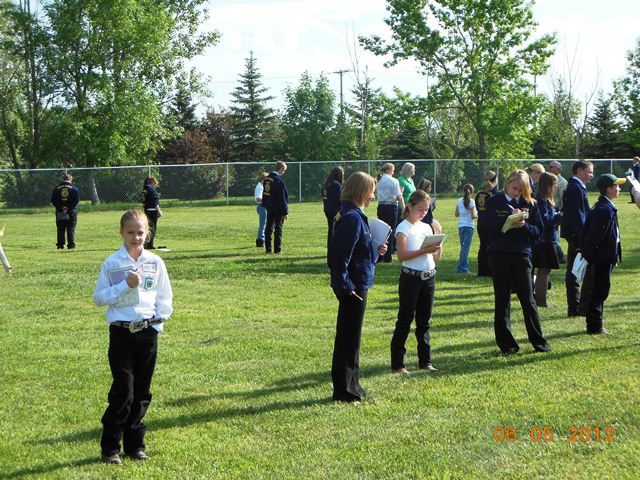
[615,38,640,153]
[584,94,623,158]
[229,52,275,162]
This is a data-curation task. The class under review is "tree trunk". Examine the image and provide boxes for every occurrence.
[88,170,100,205]
[478,132,488,160]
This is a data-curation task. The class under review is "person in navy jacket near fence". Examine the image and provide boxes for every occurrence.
[50,173,80,249]
[328,172,387,403]
[262,161,289,254]
[486,169,551,354]
[560,160,594,317]
[580,174,625,335]
[322,166,344,250]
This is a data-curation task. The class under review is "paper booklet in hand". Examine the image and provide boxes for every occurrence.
[108,264,139,307]
[369,218,392,260]
[421,234,445,248]
[571,252,588,283]
[501,211,527,233]
[626,173,640,192]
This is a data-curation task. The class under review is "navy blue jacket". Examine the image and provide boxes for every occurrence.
[322,180,342,218]
[486,192,543,255]
[262,172,288,215]
[142,185,159,209]
[50,181,80,211]
[421,198,437,225]
[633,162,640,181]
[560,177,590,244]
[581,196,621,265]
[328,201,376,296]
[475,188,496,228]
[536,198,561,244]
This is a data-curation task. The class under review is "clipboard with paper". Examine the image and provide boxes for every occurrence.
[501,211,527,233]
[108,264,139,307]
[421,234,446,248]
[369,218,392,260]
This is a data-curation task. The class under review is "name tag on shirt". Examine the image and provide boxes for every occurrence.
[142,263,157,274]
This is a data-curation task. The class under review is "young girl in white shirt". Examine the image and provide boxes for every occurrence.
[93,209,173,465]
[391,190,443,374]
[455,183,478,273]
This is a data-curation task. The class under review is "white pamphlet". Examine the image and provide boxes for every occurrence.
[501,211,527,233]
[571,252,588,283]
[369,218,392,260]
[421,234,446,248]
[108,264,139,307]
[626,174,640,192]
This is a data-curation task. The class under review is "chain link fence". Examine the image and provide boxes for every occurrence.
[0,159,634,211]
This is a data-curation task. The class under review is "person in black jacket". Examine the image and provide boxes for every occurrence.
[475,170,498,277]
[328,172,387,402]
[560,160,594,317]
[50,174,80,249]
[322,166,344,250]
[142,177,163,250]
[486,170,550,354]
[580,174,625,335]
[262,161,289,254]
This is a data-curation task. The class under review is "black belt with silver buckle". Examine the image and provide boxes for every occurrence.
[401,266,436,280]
[379,201,397,205]
[111,318,164,333]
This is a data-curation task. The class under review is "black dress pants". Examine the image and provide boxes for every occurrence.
[101,326,158,456]
[476,221,490,276]
[332,290,368,402]
[489,253,550,352]
[585,262,613,333]
[390,272,435,369]
[565,237,594,315]
[144,210,159,249]
[377,204,398,262]
[265,212,285,253]
[56,210,77,248]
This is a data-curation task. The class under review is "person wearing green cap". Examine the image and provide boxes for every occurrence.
[580,173,626,335]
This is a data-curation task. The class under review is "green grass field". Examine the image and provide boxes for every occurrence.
[0,198,638,479]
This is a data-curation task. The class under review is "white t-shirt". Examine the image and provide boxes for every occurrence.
[456,198,476,228]
[395,219,436,271]
[376,174,402,203]
[254,182,264,203]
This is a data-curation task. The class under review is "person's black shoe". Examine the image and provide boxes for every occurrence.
[127,450,149,461]
[256,239,264,247]
[534,344,551,352]
[57,246,64,250]
[265,250,272,254]
[587,328,610,335]
[501,347,519,355]
[568,310,580,317]
[101,453,123,466]
[146,246,155,250]
[547,280,552,290]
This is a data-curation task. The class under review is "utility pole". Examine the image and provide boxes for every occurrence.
[332,69,350,117]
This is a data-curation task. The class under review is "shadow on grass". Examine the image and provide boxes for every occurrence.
[0,457,97,480]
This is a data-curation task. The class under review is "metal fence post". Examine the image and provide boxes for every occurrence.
[299,162,302,202]
[433,159,437,195]
[226,162,229,206]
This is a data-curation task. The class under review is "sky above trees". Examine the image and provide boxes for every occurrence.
[199,0,639,111]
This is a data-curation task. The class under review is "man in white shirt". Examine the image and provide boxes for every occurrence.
[376,163,404,262]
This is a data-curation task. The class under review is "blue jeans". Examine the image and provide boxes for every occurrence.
[457,226,474,273]
[256,204,266,240]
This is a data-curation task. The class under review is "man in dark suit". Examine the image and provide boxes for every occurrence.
[581,174,625,334]
[50,173,80,249]
[560,160,593,317]
[262,161,289,254]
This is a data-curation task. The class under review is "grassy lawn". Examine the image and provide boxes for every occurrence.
[0,197,638,479]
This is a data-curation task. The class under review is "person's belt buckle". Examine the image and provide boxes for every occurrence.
[420,270,432,281]
[129,319,146,333]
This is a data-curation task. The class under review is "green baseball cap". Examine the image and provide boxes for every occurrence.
[596,173,626,190]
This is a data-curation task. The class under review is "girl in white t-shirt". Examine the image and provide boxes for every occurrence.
[255,172,268,247]
[454,184,478,273]
[391,190,443,374]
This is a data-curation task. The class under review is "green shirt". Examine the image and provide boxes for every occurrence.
[398,175,416,205]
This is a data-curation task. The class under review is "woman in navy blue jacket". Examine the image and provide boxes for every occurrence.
[328,172,387,403]
[322,166,344,249]
[533,173,561,307]
[486,170,551,354]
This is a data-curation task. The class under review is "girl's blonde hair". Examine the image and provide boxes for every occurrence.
[536,172,558,207]
[120,209,149,231]
[403,189,431,219]
[342,172,376,208]
[257,172,268,183]
[400,162,415,177]
[504,170,535,204]
[483,170,497,191]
